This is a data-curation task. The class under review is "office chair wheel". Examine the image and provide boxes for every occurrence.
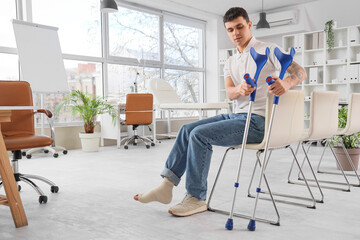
[133,143,137,146]
[22,151,26,156]
[151,143,155,147]
[124,145,129,149]
[26,154,32,159]
[18,185,21,191]
[44,149,49,153]
[146,145,150,149]
[39,195,48,204]
[51,186,59,193]
[63,150,68,154]
[53,153,59,158]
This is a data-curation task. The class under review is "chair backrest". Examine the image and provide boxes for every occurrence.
[148,78,182,104]
[0,81,35,137]
[125,93,153,125]
[345,93,360,135]
[266,90,305,148]
[308,91,339,141]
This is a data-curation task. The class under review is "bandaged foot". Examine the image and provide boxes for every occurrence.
[134,177,174,204]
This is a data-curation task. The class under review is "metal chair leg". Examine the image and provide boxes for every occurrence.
[22,174,57,187]
[316,137,360,187]
[19,176,45,196]
[287,142,325,202]
[296,141,350,192]
[207,148,280,226]
[248,147,317,208]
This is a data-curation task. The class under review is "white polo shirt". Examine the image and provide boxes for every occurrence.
[223,37,282,117]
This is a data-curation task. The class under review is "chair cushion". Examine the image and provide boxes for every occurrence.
[4,135,53,151]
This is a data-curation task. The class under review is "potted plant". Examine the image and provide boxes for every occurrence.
[324,20,335,51]
[331,105,360,170]
[56,90,117,152]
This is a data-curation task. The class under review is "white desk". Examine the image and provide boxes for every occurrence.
[0,106,34,110]
[157,102,231,138]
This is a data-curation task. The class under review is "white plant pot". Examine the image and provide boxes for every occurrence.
[79,132,101,152]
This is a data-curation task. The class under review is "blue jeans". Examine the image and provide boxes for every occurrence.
[160,113,265,200]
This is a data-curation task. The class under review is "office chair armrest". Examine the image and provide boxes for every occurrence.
[34,109,56,146]
[35,109,53,118]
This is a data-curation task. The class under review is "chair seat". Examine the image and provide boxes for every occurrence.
[336,127,358,136]
[159,102,229,110]
[231,142,265,151]
[4,135,53,151]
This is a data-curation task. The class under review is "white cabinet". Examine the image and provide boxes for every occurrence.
[283,25,360,128]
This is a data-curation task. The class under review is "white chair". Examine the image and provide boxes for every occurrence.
[148,78,230,137]
[289,91,351,192]
[316,93,360,186]
[208,90,317,226]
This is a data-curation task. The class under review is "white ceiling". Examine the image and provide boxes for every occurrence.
[164,0,318,15]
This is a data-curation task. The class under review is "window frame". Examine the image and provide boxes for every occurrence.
[0,0,206,125]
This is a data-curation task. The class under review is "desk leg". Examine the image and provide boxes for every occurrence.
[198,110,203,120]
[0,131,28,228]
[152,109,158,143]
[117,117,121,148]
[167,110,171,138]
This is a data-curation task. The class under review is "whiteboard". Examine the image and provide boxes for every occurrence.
[12,19,69,93]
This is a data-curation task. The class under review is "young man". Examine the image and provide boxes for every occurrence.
[134,7,306,217]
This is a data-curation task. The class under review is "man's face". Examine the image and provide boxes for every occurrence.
[225,16,252,48]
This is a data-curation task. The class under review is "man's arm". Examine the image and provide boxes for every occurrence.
[268,61,307,96]
[225,76,256,100]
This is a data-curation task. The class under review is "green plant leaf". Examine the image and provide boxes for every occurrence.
[55,90,118,133]
[330,105,360,149]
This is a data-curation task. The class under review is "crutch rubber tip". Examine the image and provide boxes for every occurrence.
[225,219,233,230]
[247,219,256,231]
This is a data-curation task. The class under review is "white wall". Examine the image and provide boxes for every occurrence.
[239,0,360,47]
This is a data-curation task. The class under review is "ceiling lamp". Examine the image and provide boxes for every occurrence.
[101,0,118,13]
[256,0,270,29]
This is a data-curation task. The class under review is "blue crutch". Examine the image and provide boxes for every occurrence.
[247,47,296,231]
[225,47,270,230]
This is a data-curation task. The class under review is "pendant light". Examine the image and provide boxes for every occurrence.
[256,0,270,29]
[100,0,118,13]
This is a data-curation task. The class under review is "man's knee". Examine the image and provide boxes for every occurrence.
[179,123,193,135]
[189,126,204,140]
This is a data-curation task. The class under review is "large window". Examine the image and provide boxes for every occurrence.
[164,22,203,68]
[0,0,16,48]
[0,1,18,80]
[34,60,102,126]
[32,0,101,57]
[0,1,206,125]
[31,0,102,126]
[0,53,19,80]
[107,64,161,102]
[109,7,160,61]
[107,5,205,117]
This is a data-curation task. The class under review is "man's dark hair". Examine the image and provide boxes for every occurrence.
[223,7,249,24]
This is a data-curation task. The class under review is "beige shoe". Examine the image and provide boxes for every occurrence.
[168,194,207,217]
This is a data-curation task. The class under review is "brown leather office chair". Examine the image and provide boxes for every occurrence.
[120,93,155,149]
[0,81,59,204]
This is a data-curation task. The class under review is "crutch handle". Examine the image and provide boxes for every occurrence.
[244,73,256,102]
[266,76,275,85]
[266,76,279,104]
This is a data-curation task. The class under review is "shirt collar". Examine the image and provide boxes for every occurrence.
[235,36,257,58]
[243,36,257,53]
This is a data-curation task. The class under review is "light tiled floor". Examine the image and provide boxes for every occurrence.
[0,140,359,240]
